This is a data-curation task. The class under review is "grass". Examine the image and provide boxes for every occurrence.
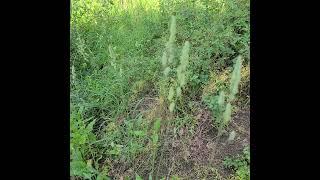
[71,0,250,179]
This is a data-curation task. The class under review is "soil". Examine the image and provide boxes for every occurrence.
[109,96,250,179]
[155,106,250,179]
[214,107,250,177]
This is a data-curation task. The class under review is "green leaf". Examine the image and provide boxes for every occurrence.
[136,174,143,180]
[172,176,181,180]
[133,130,146,137]
[153,119,161,132]
[97,174,110,180]
[71,160,95,178]
[109,149,118,155]
[86,119,96,132]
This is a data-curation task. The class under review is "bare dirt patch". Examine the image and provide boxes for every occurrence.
[155,106,250,179]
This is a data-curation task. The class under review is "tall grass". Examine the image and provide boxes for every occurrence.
[161,16,191,113]
[71,0,249,178]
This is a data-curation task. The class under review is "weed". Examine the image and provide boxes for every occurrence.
[161,16,191,113]
[223,147,250,180]
[204,56,243,136]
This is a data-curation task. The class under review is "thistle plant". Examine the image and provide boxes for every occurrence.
[161,16,191,113]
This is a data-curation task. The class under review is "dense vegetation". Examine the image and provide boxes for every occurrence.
[71,0,250,179]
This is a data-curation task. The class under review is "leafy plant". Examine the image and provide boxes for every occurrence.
[223,147,250,180]
[70,107,98,179]
[135,174,143,180]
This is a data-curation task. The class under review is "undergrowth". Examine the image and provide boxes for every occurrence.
[71,0,250,179]
[223,147,250,180]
